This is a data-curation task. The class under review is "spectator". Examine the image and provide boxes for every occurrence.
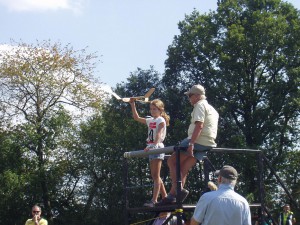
[25,205,48,225]
[278,204,296,225]
[200,181,218,196]
[255,210,273,225]
[190,165,251,225]
[153,212,185,225]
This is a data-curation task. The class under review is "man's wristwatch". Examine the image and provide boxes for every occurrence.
[188,143,194,146]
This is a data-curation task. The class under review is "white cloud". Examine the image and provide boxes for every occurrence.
[0,0,86,13]
[0,44,14,52]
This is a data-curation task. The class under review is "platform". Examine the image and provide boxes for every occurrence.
[124,146,265,225]
[127,203,261,213]
[127,204,196,213]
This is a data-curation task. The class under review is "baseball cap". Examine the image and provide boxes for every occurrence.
[215,165,238,180]
[184,84,205,96]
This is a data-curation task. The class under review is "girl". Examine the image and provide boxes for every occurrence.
[129,98,170,207]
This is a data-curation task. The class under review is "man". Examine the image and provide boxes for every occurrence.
[191,165,251,225]
[158,84,219,205]
[25,205,48,225]
[278,204,296,225]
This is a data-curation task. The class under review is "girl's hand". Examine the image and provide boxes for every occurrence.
[144,144,157,152]
[129,98,136,104]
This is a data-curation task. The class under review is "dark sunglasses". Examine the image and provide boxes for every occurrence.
[33,211,40,213]
[188,93,194,98]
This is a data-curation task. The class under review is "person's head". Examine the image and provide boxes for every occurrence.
[31,205,42,218]
[184,84,206,105]
[207,181,218,191]
[283,204,290,212]
[150,99,170,126]
[215,165,238,186]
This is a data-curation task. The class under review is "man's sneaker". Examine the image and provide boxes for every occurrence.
[177,188,189,203]
[143,200,156,207]
[155,195,176,206]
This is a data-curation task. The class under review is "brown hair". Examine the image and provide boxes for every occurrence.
[150,99,170,126]
[207,181,218,191]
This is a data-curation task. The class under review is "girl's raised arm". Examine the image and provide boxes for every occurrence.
[129,98,146,124]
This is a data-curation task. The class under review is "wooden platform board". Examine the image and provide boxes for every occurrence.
[127,203,261,213]
[127,204,195,213]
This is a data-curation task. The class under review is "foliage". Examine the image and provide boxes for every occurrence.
[0,40,104,224]
[162,0,300,206]
[0,0,299,224]
[0,128,29,225]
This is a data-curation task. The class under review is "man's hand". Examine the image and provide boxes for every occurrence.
[187,145,194,157]
[33,214,40,224]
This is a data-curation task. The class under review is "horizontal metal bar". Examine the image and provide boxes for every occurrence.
[123,146,261,158]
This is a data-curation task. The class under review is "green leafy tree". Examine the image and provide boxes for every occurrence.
[162,0,300,206]
[0,128,29,225]
[0,40,104,224]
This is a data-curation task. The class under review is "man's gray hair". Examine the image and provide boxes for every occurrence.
[220,176,237,186]
[32,205,41,211]
[200,95,207,100]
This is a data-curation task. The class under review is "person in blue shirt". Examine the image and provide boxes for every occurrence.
[191,165,251,225]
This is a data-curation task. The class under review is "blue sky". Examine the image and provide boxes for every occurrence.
[0,0,299,89]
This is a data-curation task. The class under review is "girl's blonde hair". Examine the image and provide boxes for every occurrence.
[150,99,170,126]
[207,181,218,191]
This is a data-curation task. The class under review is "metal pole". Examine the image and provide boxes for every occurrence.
[262,154,299,210]
[175,146,183,225]
[203,157,210,185]
[123,158,129,225]
[257,152,265,225]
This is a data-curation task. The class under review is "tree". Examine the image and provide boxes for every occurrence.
[0,127,29,225]
[77,67,167,224]
[0,40,104,223]
[162,0,300,205]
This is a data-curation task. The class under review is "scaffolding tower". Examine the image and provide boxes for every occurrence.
[123,146,297,225]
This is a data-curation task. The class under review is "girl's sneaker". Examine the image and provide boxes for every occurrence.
[143,199,156,207]
[155,194,176,206]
